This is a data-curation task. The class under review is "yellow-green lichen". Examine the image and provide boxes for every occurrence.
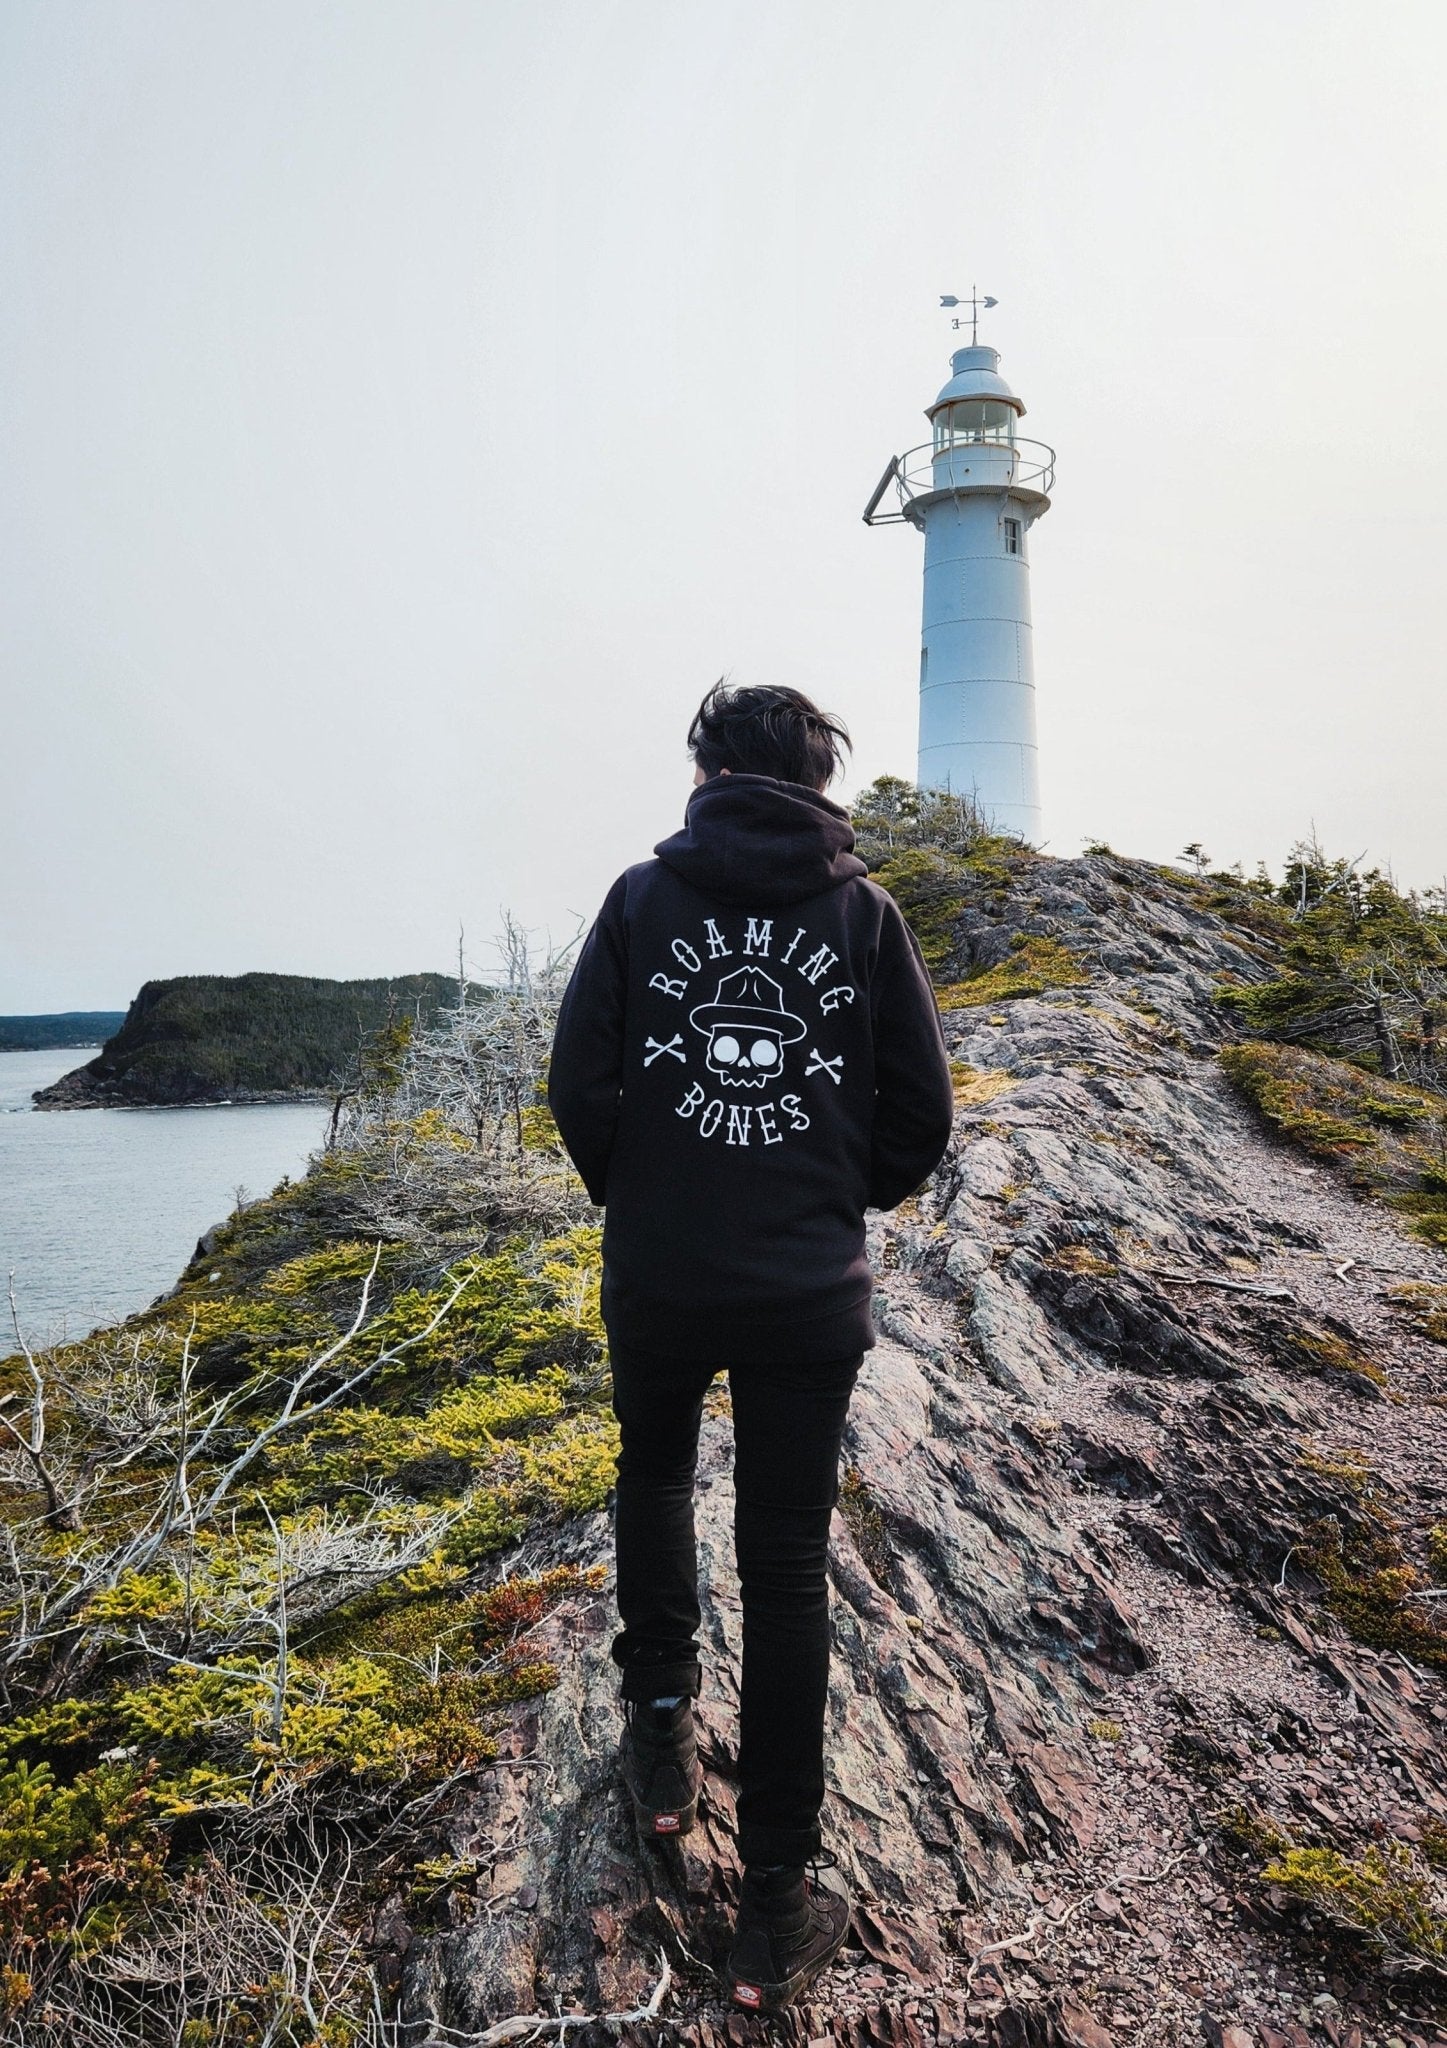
[1047,1243,1119,1277]
[1391,1283,1447,1344]
[936,936,1089,1011]
[949,1060,1018,1108]
[1272,1323,1386,1388]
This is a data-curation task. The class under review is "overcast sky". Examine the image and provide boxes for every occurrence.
[3,0,1445,1012]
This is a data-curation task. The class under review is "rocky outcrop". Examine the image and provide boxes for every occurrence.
[397,857,1447,2048]
[29,1062,328,1110]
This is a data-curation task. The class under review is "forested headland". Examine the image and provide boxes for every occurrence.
[31,972,465,1109]
[0,1014,125,1052]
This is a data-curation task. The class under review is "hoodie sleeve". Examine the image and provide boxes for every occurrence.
[868,895,955,1210]
[548,876,629,1205]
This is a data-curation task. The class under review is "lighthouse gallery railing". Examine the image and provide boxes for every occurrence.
[862,437,1055,526]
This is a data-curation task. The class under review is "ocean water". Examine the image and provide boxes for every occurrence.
[0,1049,328,1358]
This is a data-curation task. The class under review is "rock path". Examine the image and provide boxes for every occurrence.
[397,857,1447,2048]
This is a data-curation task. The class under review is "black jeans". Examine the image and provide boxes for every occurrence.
[609,1345,862,1867]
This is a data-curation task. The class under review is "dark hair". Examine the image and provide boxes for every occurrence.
[688,682,852,790]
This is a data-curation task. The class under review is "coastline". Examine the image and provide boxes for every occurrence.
[32,1082,333,1112]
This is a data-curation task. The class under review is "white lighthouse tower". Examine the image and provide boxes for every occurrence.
[865,298,1054,842]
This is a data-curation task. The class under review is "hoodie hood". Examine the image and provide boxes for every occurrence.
[654,774,866,907]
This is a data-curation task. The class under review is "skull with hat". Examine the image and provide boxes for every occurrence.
[688,966,807,1090]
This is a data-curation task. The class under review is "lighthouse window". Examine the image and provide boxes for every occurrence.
[934,398,1016,449]
[1003,518,1021,554]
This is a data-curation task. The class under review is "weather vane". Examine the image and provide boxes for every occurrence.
[939,288,998,346]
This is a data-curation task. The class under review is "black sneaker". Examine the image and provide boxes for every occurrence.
[726,1851,851,2013]
[620,1697,702,1839]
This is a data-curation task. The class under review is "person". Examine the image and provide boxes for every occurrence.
[548,683,953,2014]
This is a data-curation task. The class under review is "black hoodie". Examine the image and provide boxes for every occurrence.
[548,776,954,1365]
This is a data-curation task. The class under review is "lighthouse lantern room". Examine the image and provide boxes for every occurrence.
[865,300,1054,842]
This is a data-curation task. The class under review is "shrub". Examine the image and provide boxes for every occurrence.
[873,849,973,968]
[1261,1841,1446,1970]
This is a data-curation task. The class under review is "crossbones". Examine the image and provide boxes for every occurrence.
[644,1034,686,1067]
[804,1048,843,1085]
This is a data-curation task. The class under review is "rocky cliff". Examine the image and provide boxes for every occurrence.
[4,851,1444,2048]
[397,855,1447,2048]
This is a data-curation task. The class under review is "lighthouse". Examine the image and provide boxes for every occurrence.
[864,304,1054,842]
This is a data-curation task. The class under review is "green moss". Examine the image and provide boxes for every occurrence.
[1272,1324,1386,1388]
[1297,1447,1376,1493]
[1386,1194,1447,1246]
[1216,972,1334,1037]
[1219,1799,1447,1975]
[307,1226,607,1395]
[407,1853,482,1921]
[82,1569,188,1626]
[936,936,1089,1011]
[301,1564,603,1681]
[263,1240,401,1298]
[0,1224,616,1930]
[0,1699,110,1766]
[839,1468,892,1585]
[113,1666,265,1751]
[873,848,973,968]
[520,1102,563,1152]
[514,1408,620,1517]
[1302,1515,1447,1672]
[439,1488,530,1565]
[1220,1041,1447,1246]
[0,982,618,2030]
[105,1629,555,1800]
[1362,1096,1434,1128]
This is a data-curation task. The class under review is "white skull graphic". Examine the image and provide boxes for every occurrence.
[688,966,806,1089]
[704,1025,785,1089]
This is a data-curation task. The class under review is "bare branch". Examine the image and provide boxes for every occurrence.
[4,1274,77,1527]
[415,1952,672,2045]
